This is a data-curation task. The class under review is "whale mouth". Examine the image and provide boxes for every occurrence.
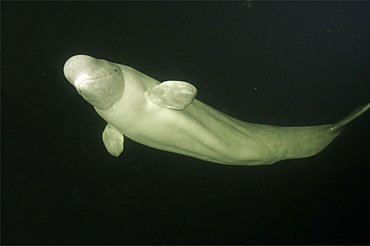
[76,79,102,104]
[74,73,112,93]
[76,79,96,97]
[76,73,120,103]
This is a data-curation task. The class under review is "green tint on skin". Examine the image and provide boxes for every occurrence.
[64,55,370,166]
[64,55,124,110]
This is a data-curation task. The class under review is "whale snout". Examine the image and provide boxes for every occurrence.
[63,54,125,110]
[63,54,99,86]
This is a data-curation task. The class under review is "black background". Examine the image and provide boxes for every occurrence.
[2,2,370,244]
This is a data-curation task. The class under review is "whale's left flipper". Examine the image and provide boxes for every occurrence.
[145,81,197,110]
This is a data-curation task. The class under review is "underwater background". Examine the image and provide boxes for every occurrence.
[2,2,370,244]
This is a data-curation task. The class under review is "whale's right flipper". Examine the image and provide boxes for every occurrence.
[102,123,124,157]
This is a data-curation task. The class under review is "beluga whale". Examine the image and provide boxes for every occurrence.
[63,54,370,165]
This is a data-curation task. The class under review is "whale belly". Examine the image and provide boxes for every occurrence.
[119,99,285,165]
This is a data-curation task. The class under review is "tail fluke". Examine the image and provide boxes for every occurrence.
[329,102,370,132]
[283,102,369,161]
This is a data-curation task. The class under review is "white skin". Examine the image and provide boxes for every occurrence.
[64,55,370,166]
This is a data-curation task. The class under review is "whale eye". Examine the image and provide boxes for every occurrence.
[110,64,119,73]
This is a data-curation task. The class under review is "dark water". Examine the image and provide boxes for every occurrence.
[2,2,370,244]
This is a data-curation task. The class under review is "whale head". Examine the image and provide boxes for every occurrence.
[63,54,124,110]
